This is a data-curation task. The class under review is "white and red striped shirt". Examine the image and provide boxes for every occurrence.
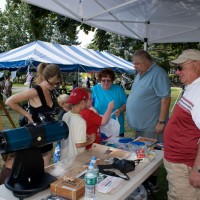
[164,77,200,167]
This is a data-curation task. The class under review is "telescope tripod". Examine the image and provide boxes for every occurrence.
[0,100,16,130]
[5,148,56,199]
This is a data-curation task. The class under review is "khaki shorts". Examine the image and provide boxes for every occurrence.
[164,158,200,200]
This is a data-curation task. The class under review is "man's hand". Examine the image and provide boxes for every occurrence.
[155,123,165,134]
[189,168,200,188]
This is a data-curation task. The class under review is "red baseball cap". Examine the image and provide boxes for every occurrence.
[67,87,89,104]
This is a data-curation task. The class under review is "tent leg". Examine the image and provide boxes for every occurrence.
[0,100,16,128]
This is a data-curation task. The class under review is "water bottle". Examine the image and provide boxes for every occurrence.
[84,163,97,200]
[53,142,61,163]
[90,156,99,179]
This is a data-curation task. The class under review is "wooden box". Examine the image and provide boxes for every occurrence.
[50,177,85,200]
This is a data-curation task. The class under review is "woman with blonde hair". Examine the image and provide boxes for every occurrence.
[0,63,62,184]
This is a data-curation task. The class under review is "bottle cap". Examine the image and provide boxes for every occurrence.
[91,156,96,160]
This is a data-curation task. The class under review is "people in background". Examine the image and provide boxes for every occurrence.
[86,77,91,88]
[4,76,12,99]
[92,68,127,137]
[164,49,200,199]
[72,80,78,89]
[60,88,95,161]
[80,88,114,150]
[126,50,171,191]
[1,63,62,184]
[24,71,34,88]
[92,76,97,86]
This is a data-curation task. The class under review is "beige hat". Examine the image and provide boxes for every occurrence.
[171,49,200,65]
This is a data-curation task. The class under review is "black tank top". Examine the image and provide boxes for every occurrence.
[29,85,54,153]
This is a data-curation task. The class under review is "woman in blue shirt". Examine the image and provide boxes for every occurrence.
[92,68,127,137]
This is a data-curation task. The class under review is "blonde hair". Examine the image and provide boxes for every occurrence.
[34,63,62,84]
[57,94,69,107]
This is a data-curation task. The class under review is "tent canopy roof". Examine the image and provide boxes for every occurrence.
[22,0,200,44]
[0,40,134,73]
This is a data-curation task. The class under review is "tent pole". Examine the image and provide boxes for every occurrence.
[78,69,79,87]
[144,21,149,51]
[144,38,148,51]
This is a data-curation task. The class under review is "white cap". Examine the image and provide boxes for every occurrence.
[171,49,200,65]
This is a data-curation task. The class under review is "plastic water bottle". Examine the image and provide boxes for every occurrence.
[84,163,97,200]
[53,142,61,163]
[90,156,99,179]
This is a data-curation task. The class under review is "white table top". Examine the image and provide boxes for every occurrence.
[0,150,163,200]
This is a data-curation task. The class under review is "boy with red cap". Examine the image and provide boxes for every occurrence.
[60,88,95,161]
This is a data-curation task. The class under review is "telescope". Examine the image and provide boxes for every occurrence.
[0,121,69,199]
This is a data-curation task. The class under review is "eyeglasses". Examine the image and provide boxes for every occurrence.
[175,65,183,71]
[175,60,195,71]
[101,79,112,83]
[46,79,60,86]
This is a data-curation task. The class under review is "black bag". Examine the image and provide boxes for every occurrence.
[112,158,138,174]
[98,158,141,181]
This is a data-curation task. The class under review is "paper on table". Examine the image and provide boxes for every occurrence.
[97,174,124,194]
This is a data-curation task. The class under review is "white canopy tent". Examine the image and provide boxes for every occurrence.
[22,0,200,50]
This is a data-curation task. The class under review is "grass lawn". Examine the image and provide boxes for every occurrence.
[0,85,182,199]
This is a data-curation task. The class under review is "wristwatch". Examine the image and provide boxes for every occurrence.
[194,166,200,173]
[158,120,165,124]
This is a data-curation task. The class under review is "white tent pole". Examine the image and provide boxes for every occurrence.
[144,21,149,51]
[144,39,147,51]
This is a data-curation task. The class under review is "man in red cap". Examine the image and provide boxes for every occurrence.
[60,87,95,161]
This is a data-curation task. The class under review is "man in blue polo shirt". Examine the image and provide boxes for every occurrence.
[126,50,171,190]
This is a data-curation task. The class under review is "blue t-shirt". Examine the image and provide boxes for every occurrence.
[92,84,127,133]
[126,63,171,131]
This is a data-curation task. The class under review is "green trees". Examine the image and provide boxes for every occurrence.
[0,0,94,52]
[0,0,199,74]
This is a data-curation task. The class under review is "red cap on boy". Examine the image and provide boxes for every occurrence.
[67,88,89,104]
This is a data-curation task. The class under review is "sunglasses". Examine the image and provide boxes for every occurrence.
[101,79,112,83]
[46,78,60,86]
[175,60,195,71]
[175,65,183,71]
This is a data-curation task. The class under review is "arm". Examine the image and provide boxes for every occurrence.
[75,134,96,148]
[155,96,171,134]
[114,104,126,118]
[189,142,200,188]
[5,89,37,123]
[101,100,115,125]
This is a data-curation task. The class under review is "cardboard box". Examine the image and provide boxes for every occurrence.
[50,177,85,200]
